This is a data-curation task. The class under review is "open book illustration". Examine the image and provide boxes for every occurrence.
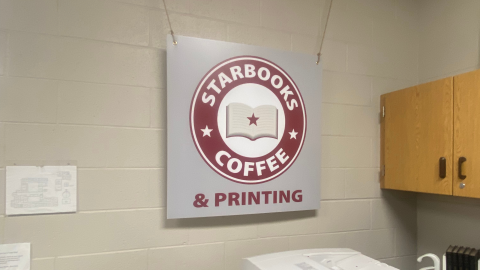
[226,103,278,140]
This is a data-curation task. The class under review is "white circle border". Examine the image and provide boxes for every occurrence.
[190,56,307,184]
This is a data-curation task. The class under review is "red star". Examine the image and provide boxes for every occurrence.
[247,113,259,126]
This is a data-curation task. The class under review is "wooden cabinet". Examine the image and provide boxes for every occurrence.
[380,69,480,198]
[453,70,480,197]
[381,78,453,195]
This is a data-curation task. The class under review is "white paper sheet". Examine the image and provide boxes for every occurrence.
[6,166,77,215]
[0,243,30,270]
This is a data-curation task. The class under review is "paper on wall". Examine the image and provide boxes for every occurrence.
[0,243,30,270]
[5,166,77,215]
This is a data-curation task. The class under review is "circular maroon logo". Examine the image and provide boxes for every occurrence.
[190,56,306,184]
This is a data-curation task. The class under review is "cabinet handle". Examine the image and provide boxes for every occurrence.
[439,157,446,179]
[458,157,467,180]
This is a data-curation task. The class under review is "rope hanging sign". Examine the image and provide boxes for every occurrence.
[162,0,177,45]
[162,0,333,62]
[315,0,333,64]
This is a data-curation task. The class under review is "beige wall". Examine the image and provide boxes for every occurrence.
[419,0,480,83]
[417,0,480,267]
[0,0,419,269]
[417,195,480,261]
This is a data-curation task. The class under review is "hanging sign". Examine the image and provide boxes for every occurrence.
[167,36,321,218]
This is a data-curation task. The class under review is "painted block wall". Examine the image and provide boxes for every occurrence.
[417,0,480,265]
[0,0,419,269]
[418,0,480,84]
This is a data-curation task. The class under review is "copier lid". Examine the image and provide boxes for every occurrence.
[243,248,399,270]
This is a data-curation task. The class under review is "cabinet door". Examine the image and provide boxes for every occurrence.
[454,69,480,198]
[381,78,453,194]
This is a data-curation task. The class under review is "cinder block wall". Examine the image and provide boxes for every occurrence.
[418,0,480,84]
[0,0,419,269]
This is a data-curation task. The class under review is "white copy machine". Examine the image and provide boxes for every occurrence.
[243,249,399,270]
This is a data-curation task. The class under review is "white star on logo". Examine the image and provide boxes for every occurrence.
[289,129,298,139]
[201,125,213,137]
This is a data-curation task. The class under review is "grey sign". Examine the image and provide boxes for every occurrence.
[167,35,321,219]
